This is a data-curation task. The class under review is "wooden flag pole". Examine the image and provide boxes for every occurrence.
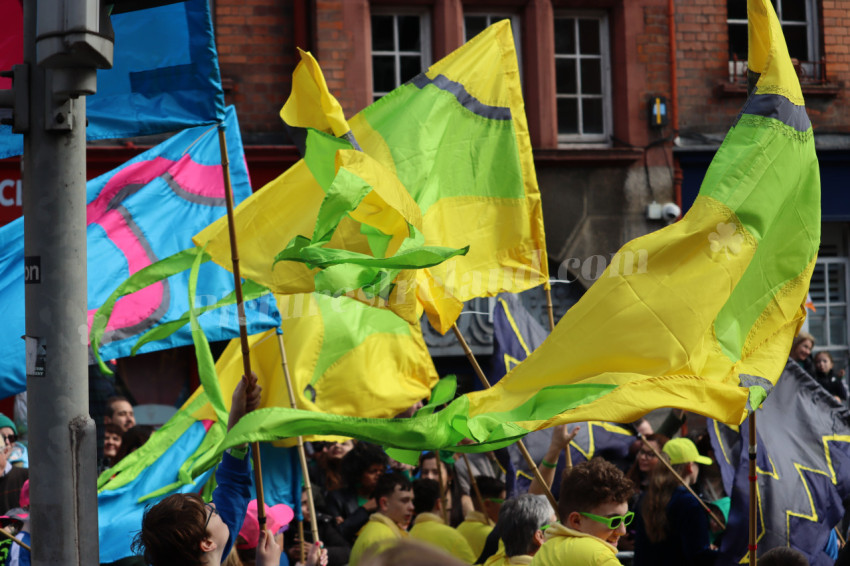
[298,521,306,564]
[749,410,757,566]
[638,435,725,528]
[0,527,30,551]
[217,124,266,528]
[460,452,489,523]
[451,323,560,519]
[544,284,556,335]
[276,329,321,545]
[542,285,572,470]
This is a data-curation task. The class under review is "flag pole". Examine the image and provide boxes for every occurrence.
[638,435,725,528]
[460,452,489,524]
[542,285,571,470]
[451,323,560,519]
[275,328,321,545]
[749,410,757,566]
[217,124,267,528]
[544,283,556,334]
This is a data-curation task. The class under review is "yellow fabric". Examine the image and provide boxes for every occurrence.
[409,513,477,564]
[349,512,408,566]
[484,552,533,566]
[458,511,494,558]
[187,293,437,445]
[747,0,804,105]
[193,153,426,324]
[281,48,350,137]
[343,21,548,334]
[463,195,813,428]
[530,524,620,566]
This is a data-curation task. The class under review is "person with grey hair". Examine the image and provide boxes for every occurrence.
[484,494,553,565]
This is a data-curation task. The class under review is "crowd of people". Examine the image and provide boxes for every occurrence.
[0,333,848,566]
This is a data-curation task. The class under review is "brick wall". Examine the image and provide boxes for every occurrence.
[676,0,850,135]
[215,0,297,142]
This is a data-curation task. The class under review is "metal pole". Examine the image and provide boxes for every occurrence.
[23,4,98,566]
[749,411,757,566]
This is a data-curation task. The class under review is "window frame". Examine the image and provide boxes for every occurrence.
[808,257,850,372]
[370,8,432,101]
[553,11,613,146]
[726,0,820,83]
[462,11,522,80]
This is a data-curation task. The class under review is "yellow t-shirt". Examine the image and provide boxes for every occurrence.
[529,524,621,566]
[457,511,494,559]
[348,513,408,566]
[483,550,533,566]
[409,512,478,564]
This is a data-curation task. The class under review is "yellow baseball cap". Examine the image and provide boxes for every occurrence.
[663,438,712,465]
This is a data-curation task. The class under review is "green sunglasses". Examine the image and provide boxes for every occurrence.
[579,511,635,529]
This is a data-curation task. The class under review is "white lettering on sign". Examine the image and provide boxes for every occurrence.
[0,179,22,207]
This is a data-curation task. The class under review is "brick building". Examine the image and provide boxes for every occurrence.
[1,0,845,405]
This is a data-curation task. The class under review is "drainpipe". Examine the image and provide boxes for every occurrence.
[668,0,683,209]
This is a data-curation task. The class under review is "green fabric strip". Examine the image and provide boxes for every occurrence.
[131,279,272,355]
[703,115,820,361]
[303,128,353,191]
[89,246,210,375]
[189,245,228,424]
[360,82,525,212]
[222,382,617,453]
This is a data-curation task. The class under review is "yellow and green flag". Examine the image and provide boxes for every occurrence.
[197,21,548,333]
[220,0,819,452]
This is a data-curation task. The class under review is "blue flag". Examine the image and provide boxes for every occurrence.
[708,360,850,565]
[489,293,549,386]
[0,106,280,399]
[0,0,224,158]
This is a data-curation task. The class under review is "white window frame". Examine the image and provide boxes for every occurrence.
[370,9,432,100]
[808,257,850,372]
[554,12,612,146]
[727,0,819,81]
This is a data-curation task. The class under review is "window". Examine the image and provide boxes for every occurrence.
[554,14,612,144]
[727,0,821,84]
[371,12,431,100]
[808,258,850,372]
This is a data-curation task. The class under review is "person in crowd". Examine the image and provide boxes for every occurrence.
[309,441,353,495]
[104,396,136,433]
[529,425,580,497]
[625,434,668,495]
[530,458,634,566]
[813,351,848,401]
[454,452,505,519]
[132,374,275,566]
[758,546,810,566]
[348,472,414,566]
[633,437,718,566]
[457,476,504,559]
[409,478,476,563]
[790,332,816,376]
[418,452,449,485]
[357,540,467,566]
[325,442,388,543]
[112,425,153,467]
[0,415,25,470]
[483,494,553,566]
[236,499,297,566]
[101,423,123,472]
[0,433,27,515]
[284,486,350,566]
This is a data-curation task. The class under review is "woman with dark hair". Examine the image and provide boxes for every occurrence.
[325,442,389,544]
[112,425,154,467]
[626,434,669,495]
[814,351,848,401]
[633,439,717,566]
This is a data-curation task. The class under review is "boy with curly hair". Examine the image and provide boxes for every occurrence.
[531,458,635,566]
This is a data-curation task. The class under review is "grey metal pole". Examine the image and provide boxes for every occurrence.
[23,0,99,564]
